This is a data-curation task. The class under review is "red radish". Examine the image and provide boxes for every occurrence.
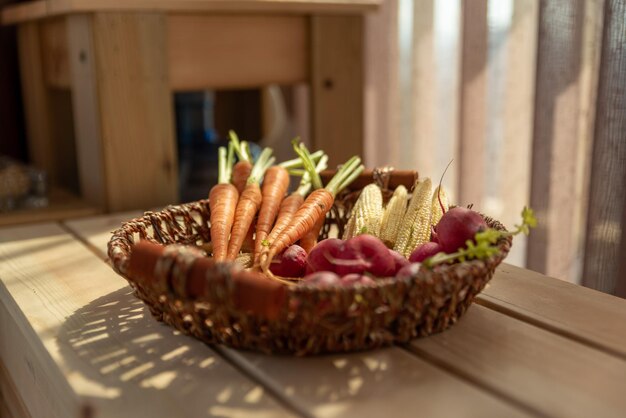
[409,242,443,263]
[269,245,307,277]
[389,249,410,275]
[434,207,488,253]
[341,274,376,286]
[303,271,341,287]
[396,262,422,280]
[333,235,395,277]
[306,238,343,273]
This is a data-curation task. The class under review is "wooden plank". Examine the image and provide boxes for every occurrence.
[2,0,378,25]
[477,263,626,359]
[17,22,57,184]
[409,304,626,418]
[217,346,530,418]
[63,211,143,256]
[311,15,363,167]
[526,0,587,281]
[168,15,308,91]
[0,359,31,418]
[49,0,379,15]
[69,213,536,418]
[458,0,488,207]
[66,14,106,208]
[90,12,178,211]
[495,0,538,267]
[39,17,69,89]
[0,187,99,228]
[362,0,398,167]
[0,223,296,418]
[1,0,47,25]
[582,0,626,296]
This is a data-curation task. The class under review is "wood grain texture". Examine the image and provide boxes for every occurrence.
[39,17,69,89]
[90,12,178,211]
[17,22,57,184]
[410,304,626,418]
[217,346,530,418]
[2,0,378,24]
[458,0,488,208]
[311,15,363,167]
[478,263,626,359]
[168,15,308,91]
[527,0,587,281]
[0,187,99,227]
[63,210,143,256]
[582,0,626,296]
[0,359,31,418]
[0,223,296,418]
[66,14,107,208]
[50,0,379,15]
[1,0,47,25]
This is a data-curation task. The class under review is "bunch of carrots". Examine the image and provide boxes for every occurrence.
[207,131,363,282]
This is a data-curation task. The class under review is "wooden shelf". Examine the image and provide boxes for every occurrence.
[0,187,100,227]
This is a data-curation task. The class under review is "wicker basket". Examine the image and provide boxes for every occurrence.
[107,169,511,356]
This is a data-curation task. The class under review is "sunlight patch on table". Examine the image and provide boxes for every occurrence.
[140,370,177,389]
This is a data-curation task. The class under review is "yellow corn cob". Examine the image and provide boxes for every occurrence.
[342,184,384,239]
[380,185,408,247]
[394,178,433,257]
[429,185,449,232]
[353,184,383,237]
[342,211,356,240]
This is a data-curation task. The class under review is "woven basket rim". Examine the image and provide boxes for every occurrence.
[107,198,511,299]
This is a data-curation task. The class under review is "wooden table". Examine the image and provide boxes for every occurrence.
[1,212,626,418]
[2,0,374,215]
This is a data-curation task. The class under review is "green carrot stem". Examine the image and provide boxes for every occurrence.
[292,141,323,190]
[288,169,306,176]
[295,154,328,197]
[229,130,251,163]
[247,147,273,185]
[325,156,361,196]
[337,164,365,193]
[279,150,324,169]
[217,146,229,184]
[241,141,253,162]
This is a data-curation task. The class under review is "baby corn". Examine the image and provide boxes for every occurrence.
[380,185,408,247]
[394,178,433,257]
[343,184,383,239]
[429,185,449,233]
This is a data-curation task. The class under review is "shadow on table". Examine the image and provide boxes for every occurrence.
[57,287,288,417]
[58,287,433,417]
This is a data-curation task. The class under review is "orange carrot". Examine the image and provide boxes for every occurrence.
[264,153,328,250]
[265,193,305,245]
[226,147,274,260]
[264,188,334,264]
[254,166,290,261]
[232,161,252,194]
[242,218,256,252]
[260,145,363,275]
[300,215,325,253]
[229,131,254,194]
[209,146,239,262]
